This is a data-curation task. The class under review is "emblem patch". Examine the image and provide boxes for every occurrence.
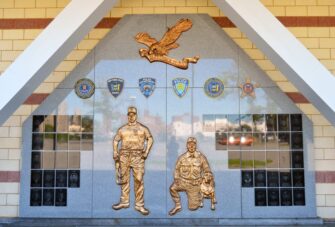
[240,78,260,98]
[172,78,189,98]
[139,77,156,98]
[74,78,95,99]
[107,78,124,98]
[204,78,224,98]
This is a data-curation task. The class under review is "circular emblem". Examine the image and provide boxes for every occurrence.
[243,83,254,95]
[204,78,224,98]
[74,78,95,99]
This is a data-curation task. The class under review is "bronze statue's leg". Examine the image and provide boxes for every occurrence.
[169,182,182,205]
[132,156,145,207]
[186,184,202,210]
[119,153,131,204]
[211,192,215,210]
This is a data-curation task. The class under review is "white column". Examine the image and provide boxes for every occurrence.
[213,0,335,126]
[0,0,117,125]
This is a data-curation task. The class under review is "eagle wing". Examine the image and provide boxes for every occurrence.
[135,32,157,47]
[158,18,193,50]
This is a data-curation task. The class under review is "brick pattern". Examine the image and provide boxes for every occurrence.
[0,0,335,219]
[0,171,20,182]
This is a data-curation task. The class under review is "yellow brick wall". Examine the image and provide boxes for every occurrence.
[0,0,335,218]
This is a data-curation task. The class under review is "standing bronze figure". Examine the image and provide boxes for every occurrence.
[169,137,216,216]
[112,107,154,216]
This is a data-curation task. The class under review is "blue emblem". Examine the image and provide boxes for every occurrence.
[139,77,156,98]
[74,78,95,99]
[204,78,224,98]
[107,78,124,98]
[172,78,189,98]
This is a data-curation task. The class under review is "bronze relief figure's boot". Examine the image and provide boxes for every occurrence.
[169,203,182,216]
[135,205,150,216]
[112,202,130,210]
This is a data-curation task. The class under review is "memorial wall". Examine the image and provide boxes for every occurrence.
[19,15,316,219]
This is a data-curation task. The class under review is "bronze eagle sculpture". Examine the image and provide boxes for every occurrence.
[135,18,200,70]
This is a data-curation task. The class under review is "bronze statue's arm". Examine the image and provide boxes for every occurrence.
[113,133,121,160]
[143,136,153,159]
[202,155,212,174]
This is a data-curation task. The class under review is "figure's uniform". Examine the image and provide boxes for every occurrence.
[170,151,211,210]
[114,122,152,207]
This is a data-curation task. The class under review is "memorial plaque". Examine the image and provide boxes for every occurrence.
[31,170,42,187]
[30,189,42,206]
[292,151,304,168]
[241,151,253,169]
[278,114,290,131]
[44,115,55,132]
[279,151,291,169]
[255,189,267,206]
[240,114,253,132]
[280,171,292,187]
[215,114,228,132]
[267,171,279,187]
[254,170,266,187]
[69,133,81,150]
[56,170,68,187]
[215,132,227,150]
[253,114,266,133]
[267,188,279,206]
[241,170,253,187]
[266,151,279,168]
[55,189,67,206]
[280,188,292,206]
[43,189,55,206]
[55,152,68,169]
[56,115,68,132]
[42,152,55,169]
[278,133,290,150]
[31,152,41,169]
[68,170,80,188]
[33,115,44,132]
[68,115,81,132]
[32,133,44,150]
[240,133,253,150]
[56,133,68,151]
[44,133,55,150]
[291,114,302,131]
[228,115,241,132]
[293,189,305,206]
[265,114,277,132]
[266,133,278,150]
[291,132,303,150]
[228,151,241,169]
[253,133,265,150]
[254,151,266,169]
[293,170,305,187]
[43,170,55,187]
[82,116,93,132]
[228,133,241,150]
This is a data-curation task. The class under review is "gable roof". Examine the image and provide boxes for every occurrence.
[0,0,334,126]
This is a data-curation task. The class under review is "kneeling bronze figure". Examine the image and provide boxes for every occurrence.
[169,137,216,216]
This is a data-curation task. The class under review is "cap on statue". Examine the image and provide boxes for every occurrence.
[128,106,137,115]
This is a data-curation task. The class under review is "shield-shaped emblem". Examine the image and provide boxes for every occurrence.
[107,78,124,98]
[139,77,156,98]
[172,78,189,97]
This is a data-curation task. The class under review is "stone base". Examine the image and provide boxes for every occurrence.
[0,218,324,226]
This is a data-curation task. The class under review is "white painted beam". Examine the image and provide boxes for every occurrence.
[213,0,335,126]
[0,0,117,125]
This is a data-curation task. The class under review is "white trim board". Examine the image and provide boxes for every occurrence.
[0,0,118,125]
[213,0,335,126]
